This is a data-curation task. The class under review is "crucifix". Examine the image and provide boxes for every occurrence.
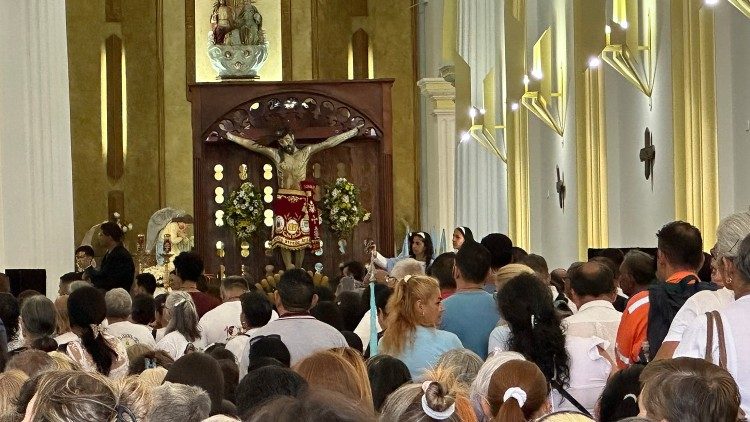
[640,128,655,180]
[556,165,566,210]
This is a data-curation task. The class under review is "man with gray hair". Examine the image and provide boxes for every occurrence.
[657,208,750,359]
[148,382,211,422]
[105,288,156,348]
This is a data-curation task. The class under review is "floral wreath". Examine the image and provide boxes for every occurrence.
[321,178,369,238]
[224,182,265,241]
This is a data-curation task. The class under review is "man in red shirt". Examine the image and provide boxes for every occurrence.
[172,252,221,318]
[615,250,655,367]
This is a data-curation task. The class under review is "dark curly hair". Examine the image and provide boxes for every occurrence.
[497,273,570,386]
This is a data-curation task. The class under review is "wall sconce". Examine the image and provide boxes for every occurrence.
[602,0,656,97]
[522,28,566,137]
[708,0,750,18]
[461,105,514,163]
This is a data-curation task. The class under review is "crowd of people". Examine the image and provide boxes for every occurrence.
[0,213,749,421]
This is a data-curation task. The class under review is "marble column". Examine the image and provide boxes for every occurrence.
[418,78,456,240]
[0,1,75,296]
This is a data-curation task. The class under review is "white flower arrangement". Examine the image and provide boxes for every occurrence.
[321,178,369,238]
[224,182,265,241]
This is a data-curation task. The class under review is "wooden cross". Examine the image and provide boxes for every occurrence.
[556,165,566,210]
[640,128,655,180]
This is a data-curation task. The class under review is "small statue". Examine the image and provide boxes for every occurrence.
[210,0,235,45]
[237,0,264,45]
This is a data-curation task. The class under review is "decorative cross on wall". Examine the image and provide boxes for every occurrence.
[556,166,566,210]
[640,128,655,180]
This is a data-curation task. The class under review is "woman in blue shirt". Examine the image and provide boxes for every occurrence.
[379,275,462,378]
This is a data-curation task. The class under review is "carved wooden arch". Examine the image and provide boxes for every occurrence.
[189,80,395,282]
[204,90,383,145]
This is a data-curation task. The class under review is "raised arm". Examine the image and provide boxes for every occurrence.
[308,125,362,155]
[225,131,280,162]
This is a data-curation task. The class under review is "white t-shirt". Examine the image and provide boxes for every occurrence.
[552,336,613,414]
[225,327,264,381]
[54,331,78,347]
[674,295,750,414]
[250,315,348,365]
[563,300,622,358]
[199,301,279,346]
[663,287,735,343]
[156,331,205,361]
[106,320,157,349]
[199,301,243,346]
[354,310,382,348]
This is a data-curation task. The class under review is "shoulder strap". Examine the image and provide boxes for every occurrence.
[712,310,728,370]
[551,380,593,418]
[706,311,715,362]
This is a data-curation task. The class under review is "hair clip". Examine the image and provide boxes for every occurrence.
[144,357,156,369]
[530,314,537,328]
[173,298,187,307]
[115,404,136,422]
[623,393,638,403]
[420,381,456,420]
[503,387,528,407]
[403,274,413,284]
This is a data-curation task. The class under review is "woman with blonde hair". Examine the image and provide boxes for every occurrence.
[20,370,151,422]
[294,349,374,412]
[379,275,462,378]
[0,369,27,417]
[485,360,550,422]
[379,380,467,422]
[53,295,76,346]
[156,290,204,360]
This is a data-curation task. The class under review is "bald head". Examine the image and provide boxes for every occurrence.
[569,261,615,300]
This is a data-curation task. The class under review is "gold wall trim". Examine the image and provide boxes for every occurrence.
[671,0,719,249]
[157,0,166,207]
[504,0,530,251]
[311,0,320,79]
[281,0,293,80]
[185,0,196,87]
[574,0,608,259]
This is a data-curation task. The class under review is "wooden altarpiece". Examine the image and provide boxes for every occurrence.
[189,80,395,282]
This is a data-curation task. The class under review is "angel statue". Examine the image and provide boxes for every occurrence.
[207,123,363,269]
[145,208,195,265]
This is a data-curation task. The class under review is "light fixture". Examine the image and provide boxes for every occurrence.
[510,102,519,111]
[469,107,478,119]
[705,0,720,5]
[460,132,471,142]
[479,108,486,115]
[605,25,612,35]
[522,75,530,85]
[521,27,566,137]
[602,0,656,97]
[531,68,543,80]
[588,56,601,68]
[725,0,750,18]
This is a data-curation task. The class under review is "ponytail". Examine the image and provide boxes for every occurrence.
[494,388,527,422]
[80,325,116,375]
[30,335,58,353]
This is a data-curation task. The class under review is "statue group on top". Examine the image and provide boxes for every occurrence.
[207,0,268,79]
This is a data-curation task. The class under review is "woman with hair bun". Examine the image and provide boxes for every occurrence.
[65,286,128,378]
[485,360,550,422]
[379,276,462,379]
[379,380,467,422]
[452,226,474,251]
[156,291,204,360]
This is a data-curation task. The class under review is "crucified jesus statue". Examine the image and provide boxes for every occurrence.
[215,124,362,269]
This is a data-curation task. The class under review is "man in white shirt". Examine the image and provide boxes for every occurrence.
[200,275,278,346]
[250,269,347,365]
[563,261,622,357]
[104,288,156,348]
[675,233,750,414]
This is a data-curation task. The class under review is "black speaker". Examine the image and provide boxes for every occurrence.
[4,269,46,297]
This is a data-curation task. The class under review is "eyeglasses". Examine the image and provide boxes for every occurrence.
[711,238,741,260]
[248,334,282,349]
